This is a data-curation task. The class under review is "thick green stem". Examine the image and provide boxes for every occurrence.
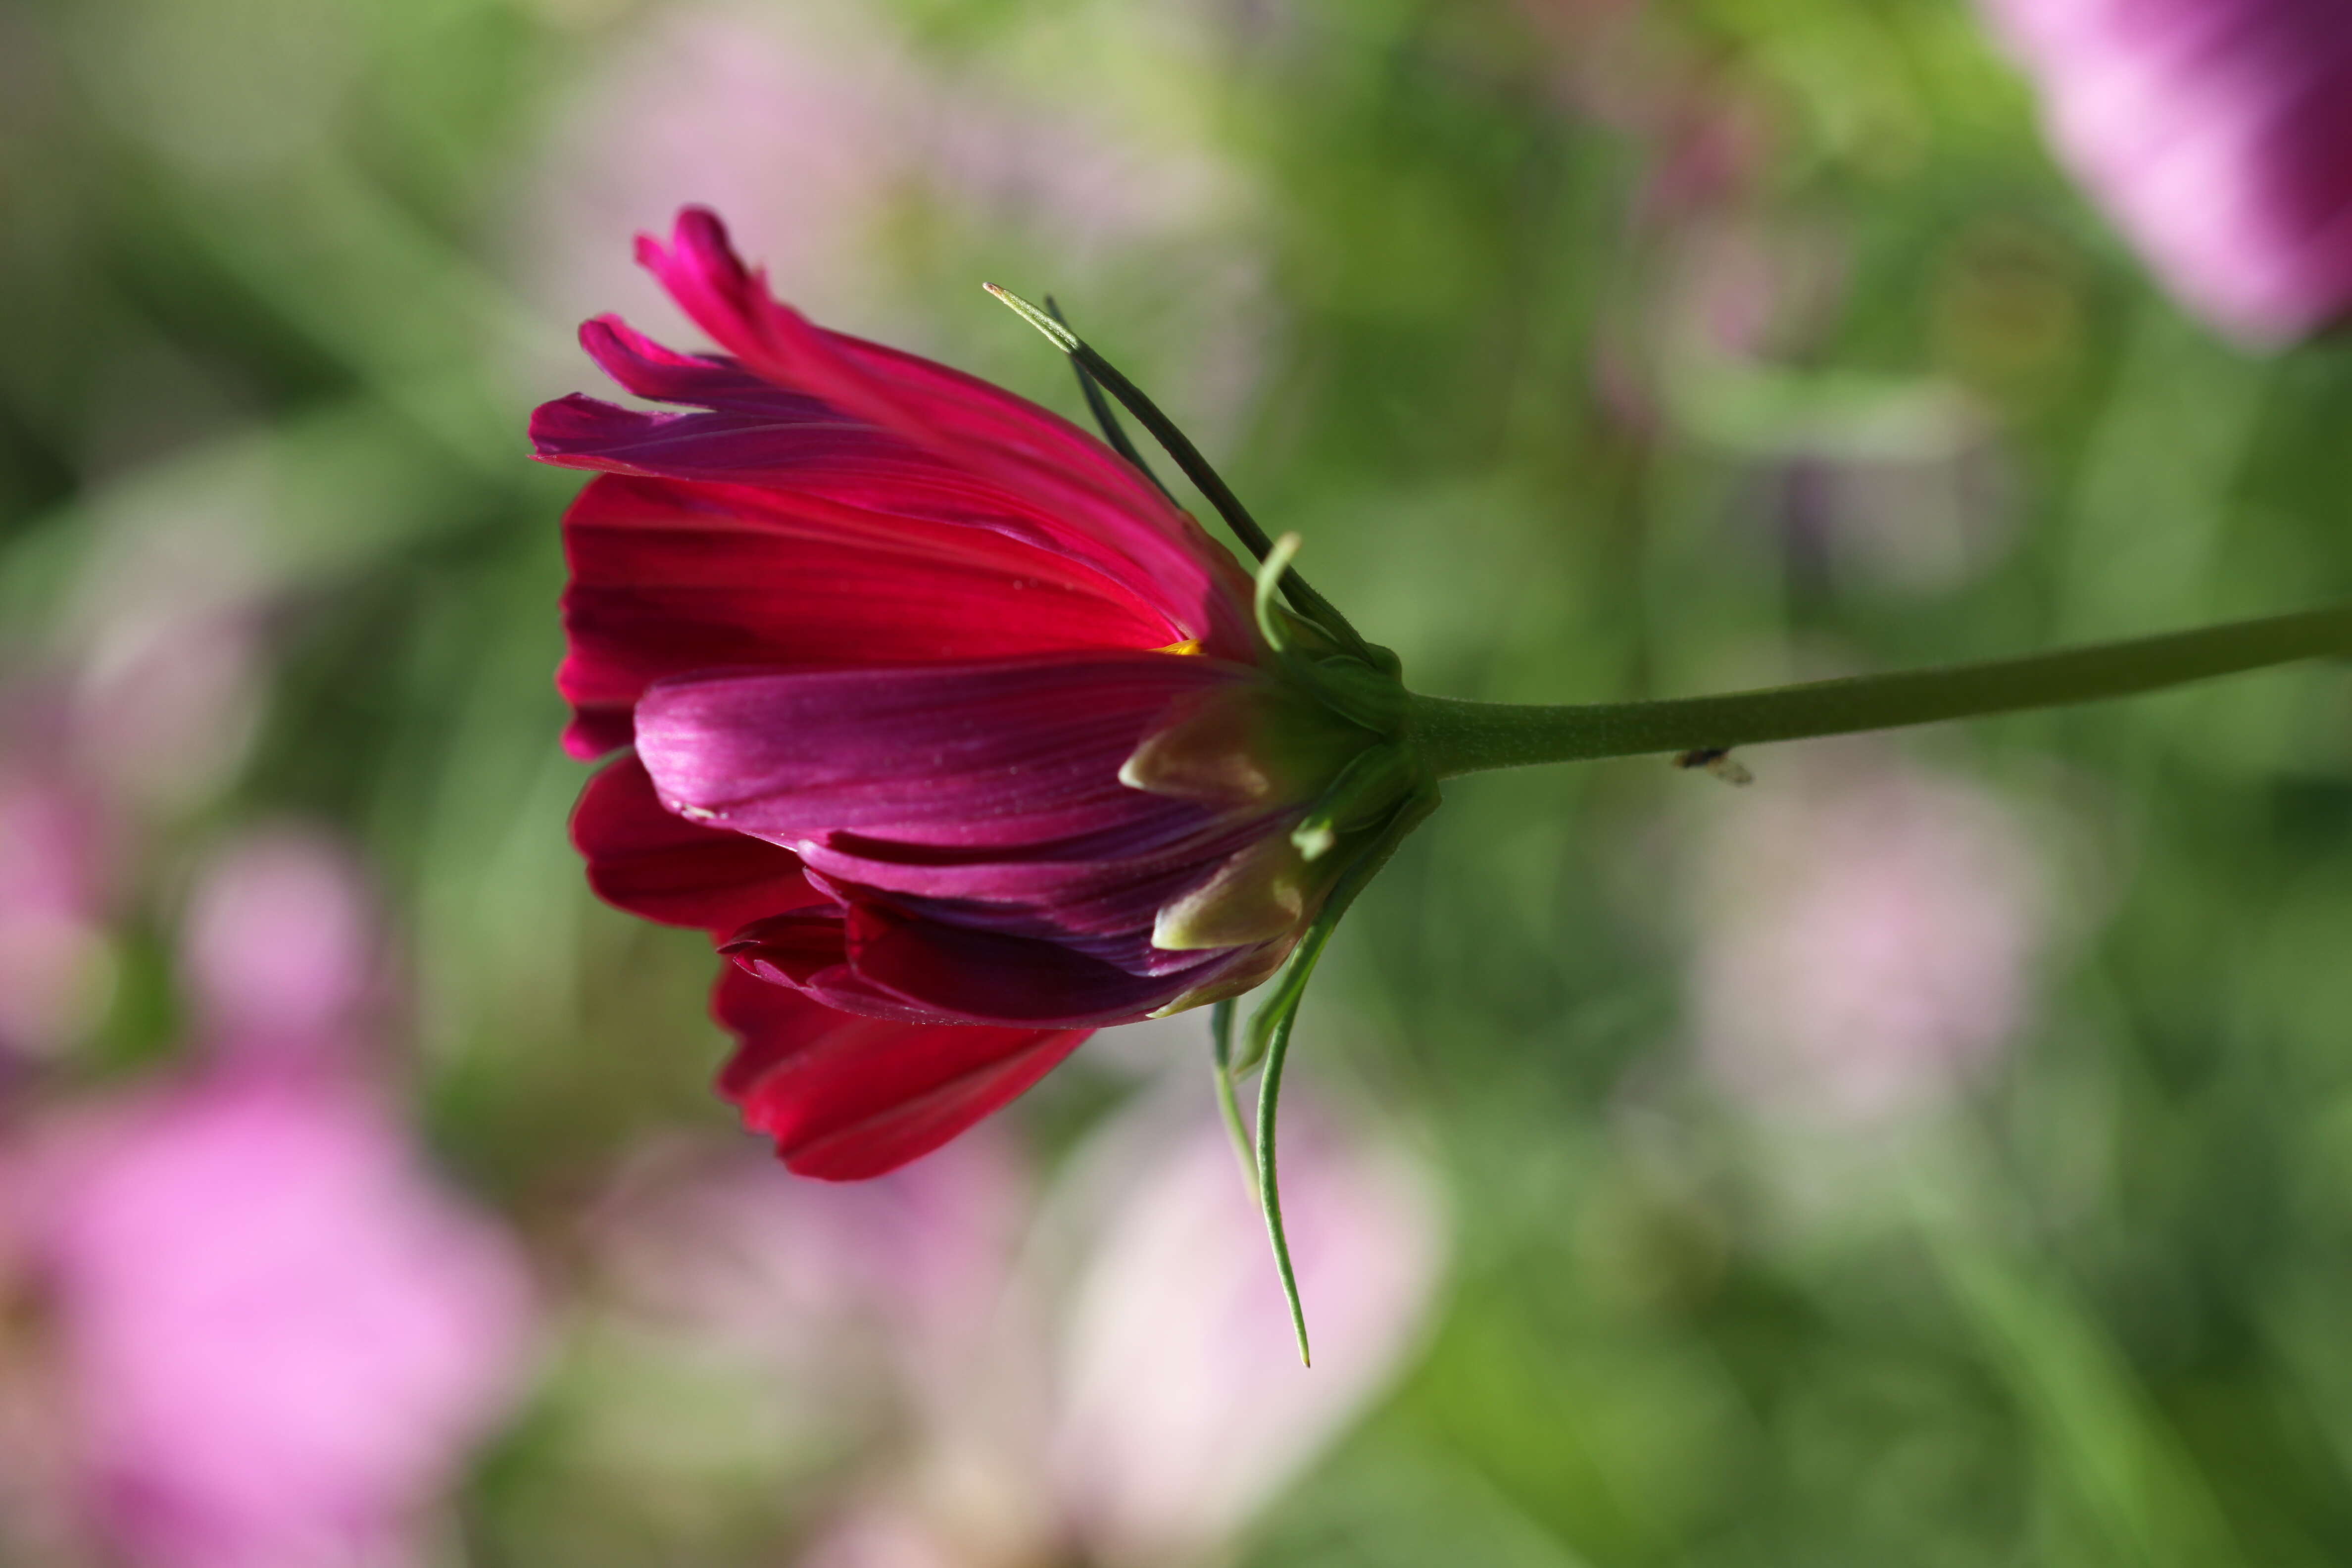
[1412,602,2352,779]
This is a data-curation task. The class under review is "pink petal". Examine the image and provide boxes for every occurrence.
[556,474,1180,758]
[1983,0,2352,341]
[626,206,1258,656]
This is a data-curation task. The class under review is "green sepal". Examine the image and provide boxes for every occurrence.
[1304,654,1409,735]
[1234,781,1438,1077]
[1243,779,1441,1367]
[1291,743,1417,861]
[1209,999,1258,1198]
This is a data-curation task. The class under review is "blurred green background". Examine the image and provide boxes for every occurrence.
[7,0,2352,1563]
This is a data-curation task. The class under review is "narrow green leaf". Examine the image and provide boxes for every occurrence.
[980,281,1378,663]
[1045,295,1174,501]
[980,282,1080,352]
[1238,782,1442,1365]
[1255,980,1313,1367]
[1209,998,1258,1198]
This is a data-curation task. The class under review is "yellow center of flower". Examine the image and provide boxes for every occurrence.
[1156,638,1205,656]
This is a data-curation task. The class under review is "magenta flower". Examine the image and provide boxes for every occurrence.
[29,1076,533,1568]
[533,208,1412,1180]
[178,829,378,1062]
[1980,0,2352,343]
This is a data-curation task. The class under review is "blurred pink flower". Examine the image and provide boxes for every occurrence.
[27,1074,535,1568]
[180,829,379,1061]
[1980,0,2352,344]
[515,1,1266,438]
[60,485,274,817]
[772,1087,1446,1568]
[582,1073,1444,1568]
[3,827,535,1568]
[794,1509,963,1568]
[1046,1102,1446,1566]
[587,1130,1028,1431]
[521,1,924,342]
[1690,755,2047,1124]
[69,609,267,817]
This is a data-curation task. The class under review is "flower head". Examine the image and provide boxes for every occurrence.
[534,208,1417,1179]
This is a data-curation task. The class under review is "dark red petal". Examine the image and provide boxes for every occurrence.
[793,808,1287,939]
[627,207,1258,656]
[578,315,833,417]
[570,756,819,932]
[556,473,1178,758]
[712,966,1090,1180]
[718,908,850,987]
[717,905,967,1026]
[840,901,1239,1027]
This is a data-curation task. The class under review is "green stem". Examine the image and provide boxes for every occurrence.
[1412,602,2352,779]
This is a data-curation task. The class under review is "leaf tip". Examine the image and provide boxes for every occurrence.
[982,282,1080,353]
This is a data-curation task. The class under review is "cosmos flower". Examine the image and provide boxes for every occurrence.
[1979,0,2352,344]
[533,208,1416,1179]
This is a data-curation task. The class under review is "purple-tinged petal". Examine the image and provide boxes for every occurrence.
[635,653,1252,849]
[721,895,1264,1029]
[793,809,1294,939]
[840,901,1254,1027]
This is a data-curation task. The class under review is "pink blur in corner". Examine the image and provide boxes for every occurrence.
[10,829,535,1568]
[1979,0,2352,344]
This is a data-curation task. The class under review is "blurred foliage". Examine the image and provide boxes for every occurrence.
[7,0,2352,1563]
